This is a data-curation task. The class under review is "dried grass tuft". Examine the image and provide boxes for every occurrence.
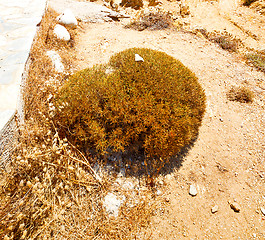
[121,0,143,9]
[227,86,254,103]
[245,50,265,73]
[250,0,265,15]
[126,9,173,31]
[197,29,241,52]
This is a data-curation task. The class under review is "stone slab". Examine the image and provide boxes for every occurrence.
[0,0,47,131]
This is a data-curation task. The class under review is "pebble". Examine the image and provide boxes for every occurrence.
[158,180,164,185]
[135,54,144,62]
[164,174,173,185]
[261,207,265,216]
[230,202,240,212]
[57,9,78,28]
[189,184,197,196]
[103,192,124,217]
[46,50,64,73]
[156,190,162,196]
[53,24,71,41]
[211,205,218,213]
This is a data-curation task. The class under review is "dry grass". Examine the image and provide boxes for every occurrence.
[0,8,157,240]
[126,9,173,31]
[242,0,258,6]
[250,0,265,15]
[121,0,143,10]
[197,29,241,52]
[227,86,254,103]
[245,50,265,73]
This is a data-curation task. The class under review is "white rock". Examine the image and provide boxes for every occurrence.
[46,50,64,73]
[156,190,162,196]
[103,193,124,217]
[135,54,144,62]
[53,24,71,41]
[211,205,218,213]
[57,9,78,28]
[189,184,197,196]
[261,207,265,216]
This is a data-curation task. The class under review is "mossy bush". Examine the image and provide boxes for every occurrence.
[55,48,206,172]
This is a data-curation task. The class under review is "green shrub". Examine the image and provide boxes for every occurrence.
[55,48,206,172]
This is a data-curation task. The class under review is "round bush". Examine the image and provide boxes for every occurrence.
[55,48,206,164]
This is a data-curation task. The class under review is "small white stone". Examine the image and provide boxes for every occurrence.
[53,24,71,41]
[261,207,265,216]
[156,190,162,196]
[57,9,78,28]
[46,50,64,73]
[211,205,218,213]
[135,54,144,62]
[103,193,124,217]
[189,184,197,196]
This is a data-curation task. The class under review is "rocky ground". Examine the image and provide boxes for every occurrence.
[49,0,265,238]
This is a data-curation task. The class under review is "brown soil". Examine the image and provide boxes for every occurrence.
[70,0,265,238]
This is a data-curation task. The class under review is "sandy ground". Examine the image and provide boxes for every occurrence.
[51,0,265,238]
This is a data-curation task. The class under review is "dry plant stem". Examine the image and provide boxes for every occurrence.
[67,142,102,184]
[32,218,56,239]
[51,120,102,183]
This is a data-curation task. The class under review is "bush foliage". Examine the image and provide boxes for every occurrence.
[55,48,206,169]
